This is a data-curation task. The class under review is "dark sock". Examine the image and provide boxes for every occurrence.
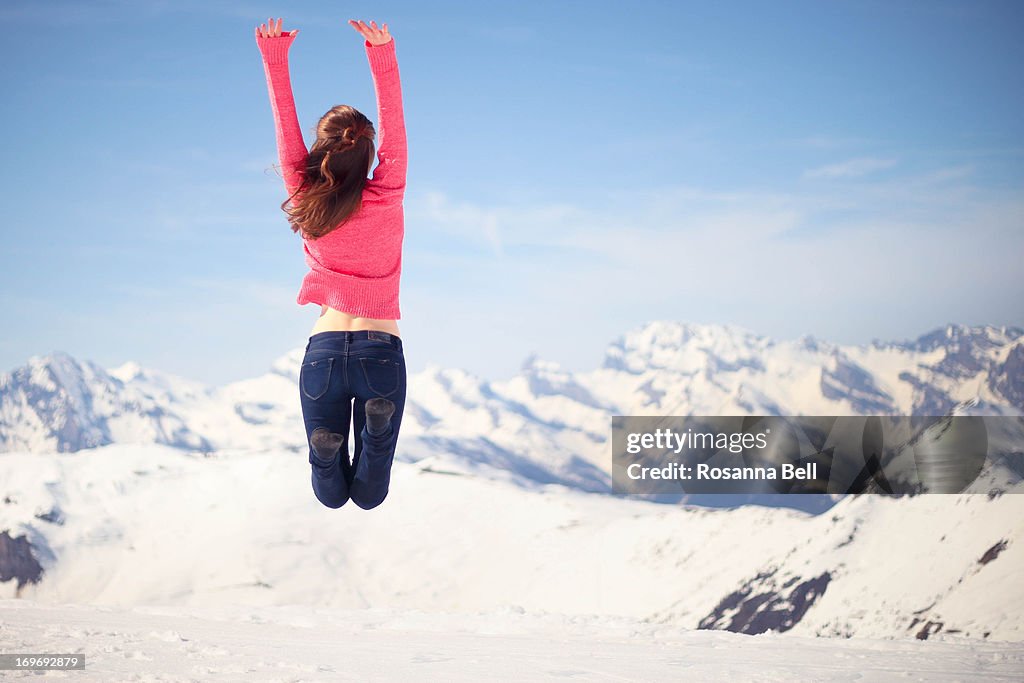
[365,398,395,436]
[310,427,344,462]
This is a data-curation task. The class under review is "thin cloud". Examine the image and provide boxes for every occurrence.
[803,157,899,179]
[406,163,1016,283]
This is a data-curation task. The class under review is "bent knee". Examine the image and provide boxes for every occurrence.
[316,493,350,509]
[352,490,389,510]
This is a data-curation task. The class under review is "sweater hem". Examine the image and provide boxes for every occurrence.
[296,266,402,320]
[296,291,402,320]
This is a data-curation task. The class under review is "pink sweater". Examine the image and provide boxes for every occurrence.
[256,34,407,319]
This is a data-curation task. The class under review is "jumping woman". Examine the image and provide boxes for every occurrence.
[255,17,408,510]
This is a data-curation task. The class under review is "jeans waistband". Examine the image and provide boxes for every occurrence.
[306,329,403,352]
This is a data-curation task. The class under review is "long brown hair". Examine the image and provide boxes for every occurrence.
[283,105,375,239]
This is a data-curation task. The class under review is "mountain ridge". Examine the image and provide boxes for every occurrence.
[2,321,1021,494]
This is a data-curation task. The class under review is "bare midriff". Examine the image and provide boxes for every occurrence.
[310,305,401,337]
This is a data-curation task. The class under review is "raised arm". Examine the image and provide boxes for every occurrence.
[349,20,407,195]
[255,18,308,197]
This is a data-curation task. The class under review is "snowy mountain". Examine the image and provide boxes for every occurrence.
[1,320,1022,650]
[1,321,1021,494]
[0,352,212,454]
[0,444,1021,644]
[596,321,1023,416]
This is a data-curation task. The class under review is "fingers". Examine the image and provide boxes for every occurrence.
[350,19,371,39]
[348,18,391,43]
[256,17,295,39]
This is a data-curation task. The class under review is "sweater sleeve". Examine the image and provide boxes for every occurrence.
[256,33,308,197]
[364,39,407,194]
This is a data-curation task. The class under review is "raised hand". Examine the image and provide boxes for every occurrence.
[348,19,391,46]
[256,17,298,39]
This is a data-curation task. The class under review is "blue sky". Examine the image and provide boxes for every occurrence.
[1,0,1022,384]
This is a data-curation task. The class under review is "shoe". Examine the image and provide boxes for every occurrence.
[310,427,344,463]
[365,398,395,436]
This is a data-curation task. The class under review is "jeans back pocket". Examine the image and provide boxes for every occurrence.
[300,357,334,400]
[359,357,401,398]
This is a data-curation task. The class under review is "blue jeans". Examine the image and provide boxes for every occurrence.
[299,330,407,510]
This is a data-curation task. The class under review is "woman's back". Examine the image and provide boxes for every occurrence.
[256,24,407,327]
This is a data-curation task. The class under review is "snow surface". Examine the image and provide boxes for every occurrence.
[2,599,1023,682]
[1,444,1023,680]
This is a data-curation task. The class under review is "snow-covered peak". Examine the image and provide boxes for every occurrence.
[515,353,606,409]
[602,320,772,375]
[268,347,304,384]
[0,351,209,454]
[876,323,1024,354]
[109,360,144,382]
